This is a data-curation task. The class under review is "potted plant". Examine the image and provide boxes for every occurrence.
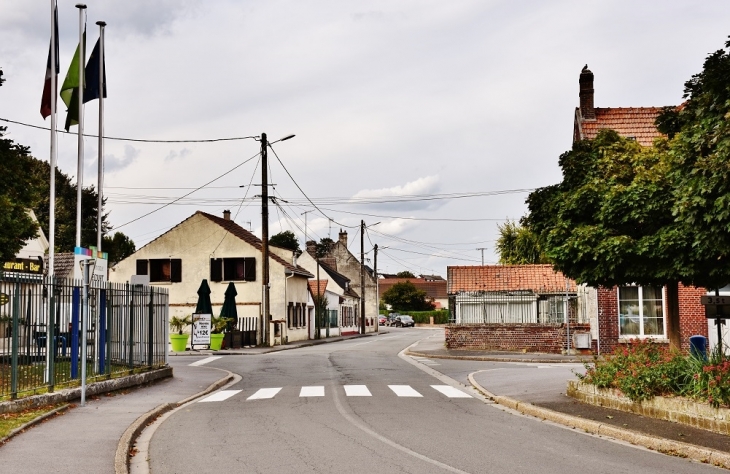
[209,316,232,351]
[169,315,192,352]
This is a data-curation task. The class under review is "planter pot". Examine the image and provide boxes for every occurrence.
[170,333,189,352]
[210,333,225,351]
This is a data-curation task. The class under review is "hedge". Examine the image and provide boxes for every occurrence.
[407,310,450,324]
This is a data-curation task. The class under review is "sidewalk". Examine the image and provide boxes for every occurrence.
[407,333,730,461]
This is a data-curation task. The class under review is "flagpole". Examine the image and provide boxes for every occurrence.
[49,0,57,276]
[96,21,105,251]
[75,3,86,249]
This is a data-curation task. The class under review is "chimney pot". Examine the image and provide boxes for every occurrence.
[579,65,595,120]
[338,229,348,247]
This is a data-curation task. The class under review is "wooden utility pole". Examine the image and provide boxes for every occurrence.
[360,220,366,334]
[261,133,270,346]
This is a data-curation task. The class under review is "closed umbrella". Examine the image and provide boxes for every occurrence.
[195,279,213,315]
[220,282,238,331]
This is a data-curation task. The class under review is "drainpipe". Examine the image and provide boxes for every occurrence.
[285,270,294,344]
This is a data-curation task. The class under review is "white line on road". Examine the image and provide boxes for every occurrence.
[247,388,282,400]
[431,385,472,398]
[188,356,222,366]
[344,385,372,396]
[198,390,242,402]
[300,386,325,397]
[388,385,423,397]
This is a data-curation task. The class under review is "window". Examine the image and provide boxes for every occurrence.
[137,259,181,283]
[618,286,665,337]
[210,257,255,282]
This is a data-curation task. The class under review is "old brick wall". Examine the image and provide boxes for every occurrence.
[445,323,591,353]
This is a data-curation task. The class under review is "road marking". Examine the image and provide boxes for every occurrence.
[198,389,241,402]
[300,386,325,397]
[188,356,222,366]
[388,385,423,397]
[431,385,472,398]
[344,385,372,397]
[247,388,282,400]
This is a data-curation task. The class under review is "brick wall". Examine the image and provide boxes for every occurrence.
[445,323,591,353]
[596,284,707,354]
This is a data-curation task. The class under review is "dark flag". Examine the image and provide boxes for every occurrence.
[40,7,60,119]
[83,38,106,103]
[61,30,85,131]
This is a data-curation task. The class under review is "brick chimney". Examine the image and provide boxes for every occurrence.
[579,65,595,120]
[223,209,231,221]
[306,240,317,256]
[338,229,348,247]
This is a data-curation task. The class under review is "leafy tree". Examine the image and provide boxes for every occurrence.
[315,237,335,258]
[269,230,302,256]
[382,281,435,312]
[396,271,416,278]
[496,220,549,265]
[0,127,43,261]
[103,232,136,264]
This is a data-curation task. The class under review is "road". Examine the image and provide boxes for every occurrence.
[146,329,721,473]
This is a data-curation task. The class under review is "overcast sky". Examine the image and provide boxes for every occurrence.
[1,1,729,276]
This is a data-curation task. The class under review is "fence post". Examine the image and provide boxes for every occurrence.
[99,288,106,373]
[47,278,56,392]
[128,283,134,371]
[71,286,80,379]
[106,286,112,377]
[148,287,154,366]
[10,280,20,399]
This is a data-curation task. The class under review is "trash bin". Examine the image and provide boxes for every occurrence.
[689,335,707,360]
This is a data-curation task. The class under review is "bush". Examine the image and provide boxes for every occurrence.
[408,310,450,324]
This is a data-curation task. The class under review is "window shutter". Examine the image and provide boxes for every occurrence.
[210,258,222,282]
[244,257,256,282]
[136,259,148,275]
[171,259,182,282]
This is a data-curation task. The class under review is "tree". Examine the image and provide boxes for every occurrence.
[396,271,416,278]
[103,232,136,265]
[382,281,435,312]
[269,230,301,256]
[315,237,335,258]
[0,127,43,261]
[496,220,549,265]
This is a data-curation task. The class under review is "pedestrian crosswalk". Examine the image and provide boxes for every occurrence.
[198,384,473,403]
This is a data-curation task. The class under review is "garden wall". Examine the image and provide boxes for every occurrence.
[445,323,591,353]
[568,380,730,435]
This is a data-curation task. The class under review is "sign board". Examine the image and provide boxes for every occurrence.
[73,247,108,288]
[192,313,212,345]
[0,293,8,305]
[701,296,730,305]
[701,296,730,319]
[130,275,150,286]
[1,258,43,275]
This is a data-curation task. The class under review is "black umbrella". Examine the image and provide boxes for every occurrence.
[195,279,213,314]
[220,282,238,331]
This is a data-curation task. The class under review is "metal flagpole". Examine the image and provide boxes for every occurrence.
[49,0,57,275]
[96,21,105,250]
[75,4,86,249]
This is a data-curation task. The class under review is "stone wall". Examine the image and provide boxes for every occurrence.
[445,323,591,353]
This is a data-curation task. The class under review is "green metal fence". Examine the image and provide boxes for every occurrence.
[0,274,169,400]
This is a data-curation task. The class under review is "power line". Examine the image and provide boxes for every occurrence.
[315,206,509,222]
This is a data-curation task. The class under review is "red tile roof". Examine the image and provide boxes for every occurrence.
[378,278,447,300]
[576,107,664,147]
[308,279,328,296]
[447,265,576,294]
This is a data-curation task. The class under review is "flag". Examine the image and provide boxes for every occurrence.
[40,7,60,119]
[83,38,106,103]
[61,30,86,131]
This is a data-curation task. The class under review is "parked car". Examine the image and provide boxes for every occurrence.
[378,315,387,326]
[394,315,415,328]
[386,313,400,326]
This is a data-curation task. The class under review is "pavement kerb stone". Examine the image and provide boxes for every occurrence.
[114,370,234,474]
[405,349,587,364]
[467,372,730,470]
[0,403,71,445]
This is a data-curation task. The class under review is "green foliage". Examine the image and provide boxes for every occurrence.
[103,232,136,264]
[496,220,549,265]
[269,230,302,256]
[408,310,450,324]
[382,281,435,312]
[210,315,233,334]
[169,315,192,335]
[315,238,335,258]
[0,127,43,262]
[396,271,416,278]
[683,346,730,408]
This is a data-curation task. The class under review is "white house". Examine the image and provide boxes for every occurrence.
[109,210,313,345]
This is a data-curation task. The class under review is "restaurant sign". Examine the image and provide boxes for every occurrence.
[2,258,43,275]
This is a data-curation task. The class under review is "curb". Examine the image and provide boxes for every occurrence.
[114,371,234,474]
[467,372,730,469]
[0,403,71,445]
[406,349,588,364]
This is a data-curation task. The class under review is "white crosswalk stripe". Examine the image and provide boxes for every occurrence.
[189,356,222,367]
[344,385,372,397]
[199,390,241,402]
[431,385,472,398]
[247,388,282,400]
[300,386,325,397]
[388,385,423,397]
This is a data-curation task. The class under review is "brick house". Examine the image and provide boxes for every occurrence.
[446,265,591,353]
[573,66,707,352]
[379,277,448,309]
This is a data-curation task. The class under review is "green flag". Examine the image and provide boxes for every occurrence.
[60,31,85,131]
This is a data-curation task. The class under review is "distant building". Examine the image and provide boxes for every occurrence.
[379,277,448,310]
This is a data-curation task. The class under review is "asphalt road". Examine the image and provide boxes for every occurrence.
[148,329,722,473]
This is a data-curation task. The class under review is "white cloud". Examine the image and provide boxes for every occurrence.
[350,175,441,211]
[105,145,139,173]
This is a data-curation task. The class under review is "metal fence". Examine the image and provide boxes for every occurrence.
[448,290,588,325]
[0,274,168,400]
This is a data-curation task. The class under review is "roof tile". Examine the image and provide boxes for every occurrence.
[447,265,576,294]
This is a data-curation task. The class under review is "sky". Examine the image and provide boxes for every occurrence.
[1,1,729,277]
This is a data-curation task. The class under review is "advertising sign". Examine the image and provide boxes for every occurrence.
[1,258,43,275]
[73,247,108,288]
[192,313,212,345]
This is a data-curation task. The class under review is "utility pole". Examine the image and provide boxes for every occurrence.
[261,133,270,346]
[373,244,378,333]
[301,209,314,247]
[360,220,366,334]
[477,247,487,266]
